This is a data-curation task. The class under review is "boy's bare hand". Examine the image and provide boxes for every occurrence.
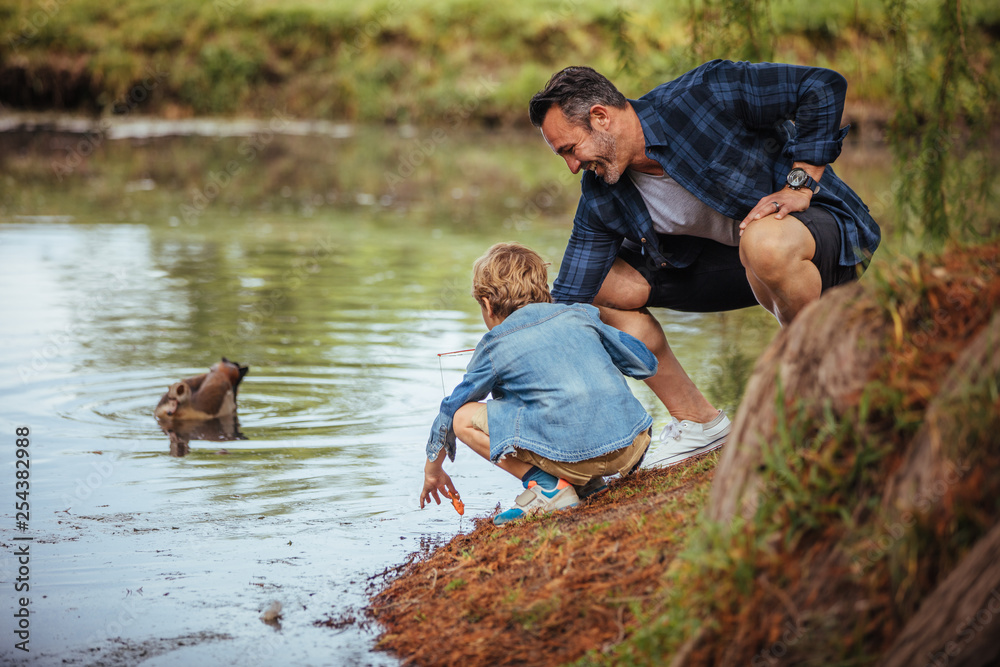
[420,458,459,509]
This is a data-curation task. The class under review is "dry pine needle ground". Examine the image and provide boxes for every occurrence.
[369,456,719,667]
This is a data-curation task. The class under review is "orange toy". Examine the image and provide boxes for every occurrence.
[444,491,465,516]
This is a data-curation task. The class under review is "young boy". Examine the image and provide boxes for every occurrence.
[420,242,657,526]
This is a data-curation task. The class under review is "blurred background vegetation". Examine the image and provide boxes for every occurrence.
[0,0,995,125]
[3,0,997,242]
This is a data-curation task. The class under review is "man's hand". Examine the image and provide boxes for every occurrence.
[739,162,826,236]
[739,187,812,236]
[420,456,460,509]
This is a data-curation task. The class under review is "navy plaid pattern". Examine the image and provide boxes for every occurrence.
[551,59,881,305]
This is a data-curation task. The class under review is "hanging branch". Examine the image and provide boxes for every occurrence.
[886,0,998,242]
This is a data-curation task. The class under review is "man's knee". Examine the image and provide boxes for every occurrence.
[594,259,651,310]
[741,219,812,282]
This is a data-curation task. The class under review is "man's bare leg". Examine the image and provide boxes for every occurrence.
[739,213,820,327]
[593,259,718,423]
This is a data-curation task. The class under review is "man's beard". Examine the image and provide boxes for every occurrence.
[587,128,621,185]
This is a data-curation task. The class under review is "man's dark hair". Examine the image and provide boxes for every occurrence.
[528,66,628,129]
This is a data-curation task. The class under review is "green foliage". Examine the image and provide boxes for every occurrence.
[2,0,996,134]
[178,43,264,114]
[887,0,1000,244]
[511,596,561,631]
[687,0,775,66]
[443,577,467,593]
[587,520,612,534]
[705,345,755,417]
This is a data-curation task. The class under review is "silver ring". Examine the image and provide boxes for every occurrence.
[772,201,780,212]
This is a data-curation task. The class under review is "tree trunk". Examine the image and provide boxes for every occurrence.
[706,283,888,525]
[880,520,1000,667]
[882,312,1000,516]
[878,312,1000,667]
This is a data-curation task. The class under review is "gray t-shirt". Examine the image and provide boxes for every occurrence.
[627,168,740,246]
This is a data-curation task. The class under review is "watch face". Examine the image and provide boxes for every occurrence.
[787,169,808,188]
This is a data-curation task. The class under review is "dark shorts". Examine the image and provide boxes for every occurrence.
[793,206,863,291]
[618,206,861,311]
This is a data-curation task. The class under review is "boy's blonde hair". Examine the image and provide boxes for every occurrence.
[472,242,552,319]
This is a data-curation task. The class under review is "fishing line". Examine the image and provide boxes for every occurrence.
[436,348,475,396]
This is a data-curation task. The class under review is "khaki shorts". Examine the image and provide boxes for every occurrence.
[472,403,651,486]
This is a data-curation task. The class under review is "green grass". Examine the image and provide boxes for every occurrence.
[2,0,998,123]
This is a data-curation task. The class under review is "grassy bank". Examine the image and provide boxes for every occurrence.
[369,239,1000,665]
[2,0,998,127]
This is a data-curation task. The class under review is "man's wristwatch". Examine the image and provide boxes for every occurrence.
[786,167,821,195]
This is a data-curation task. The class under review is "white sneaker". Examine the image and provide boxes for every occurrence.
[645,411,731,468]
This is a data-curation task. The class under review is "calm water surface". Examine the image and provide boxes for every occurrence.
[0,120,895,665]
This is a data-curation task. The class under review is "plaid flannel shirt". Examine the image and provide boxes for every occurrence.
[551,59,881,305]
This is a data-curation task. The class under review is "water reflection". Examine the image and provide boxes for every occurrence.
[157,414,247,457]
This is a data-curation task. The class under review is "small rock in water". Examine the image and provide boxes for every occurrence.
[260,600,283,622]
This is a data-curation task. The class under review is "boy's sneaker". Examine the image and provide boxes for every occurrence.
[493,479,579,526]
[645,411,731,468]
[574,476,608,500]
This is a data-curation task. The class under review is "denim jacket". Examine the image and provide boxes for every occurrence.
[426,302,656,464]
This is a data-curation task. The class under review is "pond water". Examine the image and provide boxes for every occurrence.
[0,119,893,665]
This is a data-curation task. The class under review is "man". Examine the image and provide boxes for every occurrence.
[528,60,880,464]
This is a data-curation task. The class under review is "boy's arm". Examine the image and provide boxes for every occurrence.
[421,349,494,508]
[425,347,496,464]
[420,454,459,509]
[587,307,658,379]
